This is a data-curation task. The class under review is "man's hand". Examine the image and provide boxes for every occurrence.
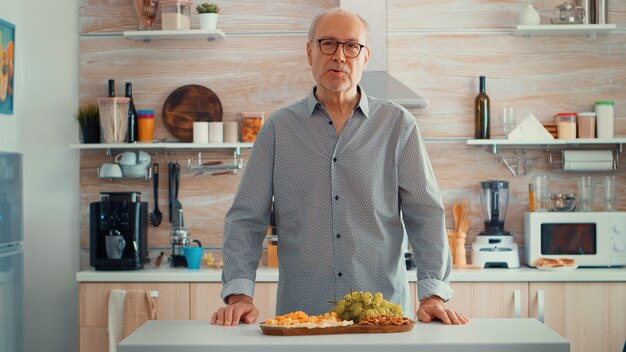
[210,294,259,326]
[416,295,469,325]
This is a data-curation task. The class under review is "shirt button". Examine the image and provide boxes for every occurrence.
[335,195,339,200]
[337,272,342,277]
[329,121,333,125]
[336,234,341,239]
[333,157,337,162]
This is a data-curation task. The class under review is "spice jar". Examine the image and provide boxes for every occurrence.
[240,112,264,143]
[554,112,577,140]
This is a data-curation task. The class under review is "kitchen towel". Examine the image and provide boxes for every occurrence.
[107,289,127,352]
[507,113,554,140]
[123,289,157,339]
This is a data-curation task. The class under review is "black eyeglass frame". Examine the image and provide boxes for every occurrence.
[310,39,367,58]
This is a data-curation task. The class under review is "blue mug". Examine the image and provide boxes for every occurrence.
[184,245,203,270]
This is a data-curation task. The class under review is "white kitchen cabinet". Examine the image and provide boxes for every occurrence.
[529,282,626,352]
[446,282,529,318]
[190,282,277,322]
[79,282,190,352]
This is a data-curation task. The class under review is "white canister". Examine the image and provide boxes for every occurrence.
[193,121,209,143]
[223,122,238,143]
[595,101,615,139]
[208,122,224,143]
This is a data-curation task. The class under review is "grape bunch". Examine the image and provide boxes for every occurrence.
[328,291,404,323]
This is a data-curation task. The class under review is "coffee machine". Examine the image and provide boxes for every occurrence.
[90,192,149,270]
[471,180,520,268]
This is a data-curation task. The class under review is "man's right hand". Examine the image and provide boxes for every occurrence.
[210,294,259,326]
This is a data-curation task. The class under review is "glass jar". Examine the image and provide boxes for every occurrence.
[554,112,577,140]
[240,112,264,142]
[160,0,192,30]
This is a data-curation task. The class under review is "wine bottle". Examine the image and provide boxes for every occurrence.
[108,79,115,97]
[474,75,490,139]
[125,82,138,143]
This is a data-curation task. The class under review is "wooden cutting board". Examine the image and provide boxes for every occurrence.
[259,321,414,336]
[162,84,223,142]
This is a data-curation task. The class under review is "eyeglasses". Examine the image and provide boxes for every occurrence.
[311,39,366,58]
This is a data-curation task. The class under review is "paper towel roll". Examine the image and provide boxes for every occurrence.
[562,150,614,171]
[223,122,238,143]
[209,122,224,143]
[193,122,209,143]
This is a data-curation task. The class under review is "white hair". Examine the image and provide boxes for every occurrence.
[308,8,371,44]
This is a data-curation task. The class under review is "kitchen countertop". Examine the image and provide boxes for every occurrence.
[117,318,569,352]
[76,266,626,282]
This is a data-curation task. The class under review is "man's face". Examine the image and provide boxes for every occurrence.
[307,12,370,95]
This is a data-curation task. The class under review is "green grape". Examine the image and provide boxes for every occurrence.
[362,296,372,305]
[377,307,386,315]
[344,294,352,301]
[363,292,373,300]
[338,299,346,306]
[379,301,388,308]
[351,291,361,300]
[351,302,363,311]
[365,309,375,317]
[353,306,363,316]
[335,304,345,314]
[374,292,383,300]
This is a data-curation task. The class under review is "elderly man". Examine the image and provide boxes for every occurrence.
[211,8,468,326]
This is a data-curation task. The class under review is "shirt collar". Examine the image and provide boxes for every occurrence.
[306,85,370,118]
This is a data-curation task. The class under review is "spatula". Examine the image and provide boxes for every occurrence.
[149,162,162,227]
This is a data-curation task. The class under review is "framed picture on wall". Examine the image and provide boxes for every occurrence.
[0,18,15,115]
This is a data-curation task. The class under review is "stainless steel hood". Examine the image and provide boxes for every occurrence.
[340,0,428,108]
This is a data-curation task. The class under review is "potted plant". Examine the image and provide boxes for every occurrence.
[196,3,220,31]
[75,103,100,143]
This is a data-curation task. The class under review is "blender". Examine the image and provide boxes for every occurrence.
[471,180,520,268]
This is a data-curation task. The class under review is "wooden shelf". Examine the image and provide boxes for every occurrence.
[123,29,226,42]
[514,24,616,38]
[71,142,253,150]
[467,138,626,147]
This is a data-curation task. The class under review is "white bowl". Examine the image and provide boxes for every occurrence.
[121,164,148,178]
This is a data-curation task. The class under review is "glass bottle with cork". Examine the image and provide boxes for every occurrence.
[474,75,490,139]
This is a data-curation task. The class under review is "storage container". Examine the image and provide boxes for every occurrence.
[595,101,615,139]
[554,112,577,139]
[240,112,264,142]
[160,0,192,30]
[577,112,596,139]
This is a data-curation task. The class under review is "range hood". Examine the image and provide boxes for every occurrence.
[340,0,428,108]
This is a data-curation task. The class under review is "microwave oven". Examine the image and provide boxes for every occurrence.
[524,212,626,267]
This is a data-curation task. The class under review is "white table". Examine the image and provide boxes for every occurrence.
[118,318,569,352]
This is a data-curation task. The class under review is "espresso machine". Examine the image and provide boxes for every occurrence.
[471,180,520,268]
[90,192,149,270]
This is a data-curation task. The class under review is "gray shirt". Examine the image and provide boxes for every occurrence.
[221,87,453,316]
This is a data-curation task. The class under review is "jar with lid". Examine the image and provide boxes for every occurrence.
[595,101,615,139]
[554,112,577,139]
[240,112,265,142]
[577,112,596,139]
[160,0,192,30]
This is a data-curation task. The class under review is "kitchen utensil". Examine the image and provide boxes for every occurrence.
[149,162,162,227]
[551,1,585,24]
[259,321,415,336]
[120,164,149,178]
[98,163,123,178]
[549,193,577,212]
[452,203,461,231]
[162,85,223,142]
[133,0,159,30]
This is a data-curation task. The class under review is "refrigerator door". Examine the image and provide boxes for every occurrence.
[0,152,22,245]
[0,243,23,352]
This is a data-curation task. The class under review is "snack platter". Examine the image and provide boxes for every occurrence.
[259,320,415,336]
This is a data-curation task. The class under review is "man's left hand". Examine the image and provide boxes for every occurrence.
[416,296,469,325]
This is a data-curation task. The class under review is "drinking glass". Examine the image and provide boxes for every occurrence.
[578,176,594,212]
[533,175,550,212]
[602,176,616,211]
[501,106,517,135]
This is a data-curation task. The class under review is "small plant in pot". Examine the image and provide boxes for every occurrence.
[75,103,100,143]
[196,3,220,30]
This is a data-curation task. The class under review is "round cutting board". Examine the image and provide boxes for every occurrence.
[162,85,223,142]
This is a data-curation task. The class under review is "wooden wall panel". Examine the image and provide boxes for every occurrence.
[78,0,626,268]
[388,0,626,30]
[80,0,338,33]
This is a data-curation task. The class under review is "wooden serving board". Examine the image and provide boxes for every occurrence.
[162,84,223,142]
[259,321,415,336]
